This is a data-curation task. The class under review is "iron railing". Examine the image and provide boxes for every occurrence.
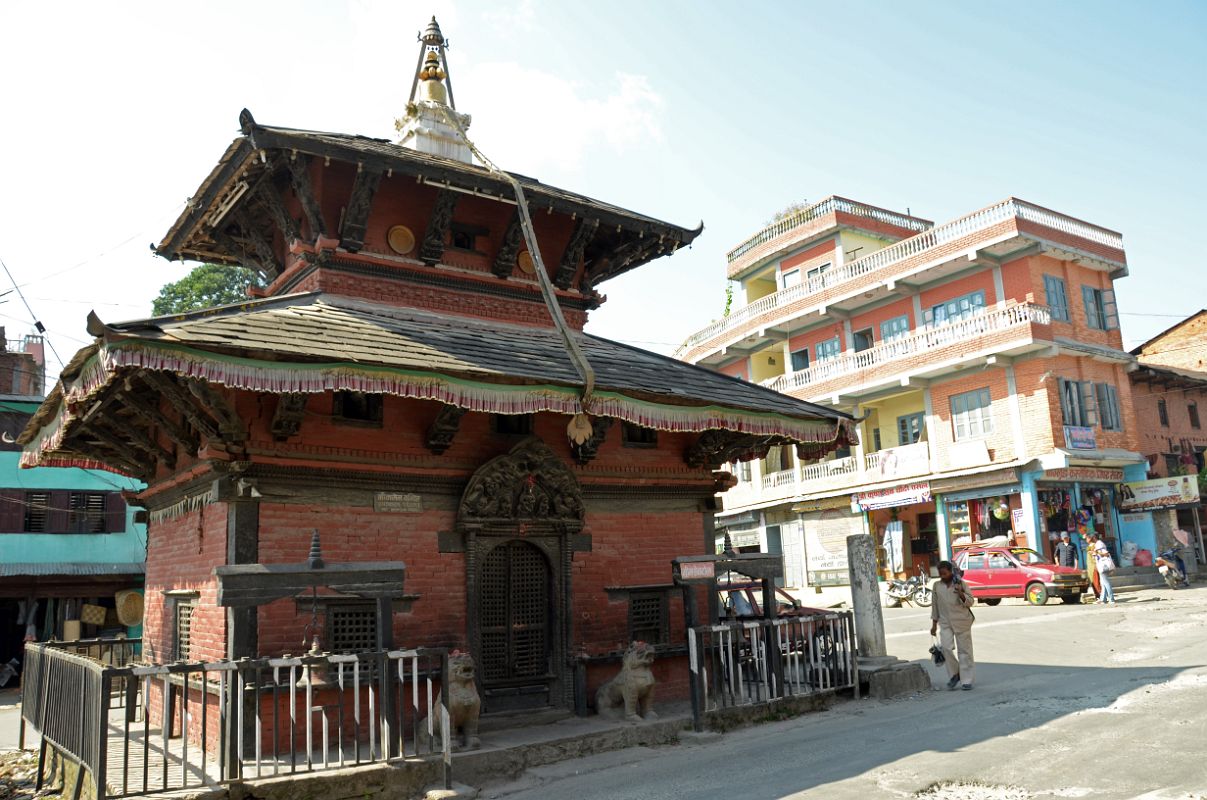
[686,611,857,730]
[21,642,451,800]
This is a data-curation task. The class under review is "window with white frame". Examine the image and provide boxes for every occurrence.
[815,337,841,361]
[1082,286,1119,330]
[805,263,831,285]
[790,348,810,371]
[927,291,986,327]
[897,413,925,445]
[950,388,993,440]
[880,315,910,341]
[1044,275,1070,322]
[781,269,801,289]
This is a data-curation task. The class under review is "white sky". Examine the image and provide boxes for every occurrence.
[1,1,1203,381]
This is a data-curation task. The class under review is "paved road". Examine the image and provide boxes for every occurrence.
[484,588,1207,800]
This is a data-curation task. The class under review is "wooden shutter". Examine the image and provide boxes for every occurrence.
[104,492,127,533]
[1059,380,1075,425]
[0,489,25,532]
[1082,286,1101,329]
[46,490,71,533]
[1079,382,1098,427]
[1101,289,1119,330]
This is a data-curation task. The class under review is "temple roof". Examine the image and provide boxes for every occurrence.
[154,112,703,287]
[19,293,854,470]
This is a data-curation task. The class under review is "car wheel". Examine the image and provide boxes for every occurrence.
[914,587,933,607]
[981,598,1002,606]
[1025,582,1048,606]
[1061,594,1081,605]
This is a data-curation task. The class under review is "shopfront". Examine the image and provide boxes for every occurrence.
[853,482,937,579]
[932,469,1026,559]
[1033,467,1126,567]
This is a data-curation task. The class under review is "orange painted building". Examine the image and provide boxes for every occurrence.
[679,195,1158,589]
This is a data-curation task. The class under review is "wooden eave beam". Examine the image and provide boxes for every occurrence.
[81,424,155,478]
[492,209,523,279]
[140,372,225,443]
[419,188,458,265]
[555,218,599,290]
[184,378,246,442]
[253,174,300,244]
[118,383,200,455]
[232,208,282,279]
[111,419,176,469]
[339,167,383,252]
[286,154,328,238]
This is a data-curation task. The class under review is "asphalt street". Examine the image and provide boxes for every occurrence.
[483,588,1207,800]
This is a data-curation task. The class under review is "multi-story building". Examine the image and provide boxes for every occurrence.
[679,196,1157,588]
[0,332,145,672]
[1127,310,1206,560]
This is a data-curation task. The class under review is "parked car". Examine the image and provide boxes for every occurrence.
[952,545,1088,606]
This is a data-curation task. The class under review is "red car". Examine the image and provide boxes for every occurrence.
[952,546,1089,606]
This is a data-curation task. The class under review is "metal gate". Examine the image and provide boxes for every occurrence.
[478,540,551,710]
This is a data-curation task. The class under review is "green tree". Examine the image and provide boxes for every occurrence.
[151,263,264,316]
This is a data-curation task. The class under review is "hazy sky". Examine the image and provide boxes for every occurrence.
[1,0,1203,379]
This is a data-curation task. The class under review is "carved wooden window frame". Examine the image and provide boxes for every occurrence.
[621,422,658,448]
[492,414,534,436]
[333,390,384,427]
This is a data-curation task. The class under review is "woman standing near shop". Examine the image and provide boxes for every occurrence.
[1090,533,1117,605]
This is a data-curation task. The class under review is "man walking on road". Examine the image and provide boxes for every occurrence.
[930,560,977,690]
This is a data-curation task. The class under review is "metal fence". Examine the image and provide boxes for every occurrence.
[21,642,452,800]
[687,612,858,728]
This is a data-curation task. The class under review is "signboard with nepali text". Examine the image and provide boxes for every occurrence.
[1118,475,1200,512]
[1063,425,1097,450]
[855,482,931,511]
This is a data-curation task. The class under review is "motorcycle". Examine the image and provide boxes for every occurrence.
[886,566,933,607]
[1156,545,1191,589]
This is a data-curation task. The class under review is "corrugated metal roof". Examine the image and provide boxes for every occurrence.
[0,562,145,577]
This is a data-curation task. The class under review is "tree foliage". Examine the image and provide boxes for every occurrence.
[766,199,811,226]
[151,263,265,316]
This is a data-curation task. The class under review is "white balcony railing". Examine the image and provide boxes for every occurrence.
[864,441,931,481]
[761,468,798,491]
[726,197,932,265]
[679,199,1121,355]
[766,303,1051,394]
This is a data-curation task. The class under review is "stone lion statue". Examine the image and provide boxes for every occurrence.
[425,652,481,750]
[596,641,657,722]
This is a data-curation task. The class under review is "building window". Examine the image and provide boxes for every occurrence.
[22,492,49,533]
[333,391,383,425]
[449,223,488,252]
[736,460,752,482]
[1192,402,1202,430]
[1158,398,1169,427]
[897,413,924,445]
[880,315,910,341]
[621,422,658,447]
[1082,286,1119,330]
[1164,454,1182,475]
[1044,275,1070,322]
[492,414,534,436]
[627,591,669,646]
[927,291,985,327]
[790,348,810,371]
[1096,384,1123,431]
[805,263,831,285]
[852,328,874,352]
[69,492,107,534]
[872,428,882,452]
[950,388,993,440]
[762,445,793,474]
[174,601,196,661]
[781,268,800,288]
[815,337,841,361]
[1059,379,1098,428]
[328,604,378,653]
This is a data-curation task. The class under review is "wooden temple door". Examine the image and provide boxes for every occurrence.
[478,540,553,710]
[455,438,586,713]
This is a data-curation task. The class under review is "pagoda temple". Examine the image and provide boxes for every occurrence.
[20,18,853,713]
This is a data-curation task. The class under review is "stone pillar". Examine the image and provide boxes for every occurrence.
[846,533,886,659]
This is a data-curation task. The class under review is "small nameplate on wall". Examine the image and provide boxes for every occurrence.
[374,492,423,513]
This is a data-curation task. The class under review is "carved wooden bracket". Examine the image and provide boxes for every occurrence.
[254,175,300,245]
[425,404,467,455]
[684,429,789,470]
[339,168,383,252]
[118,384,199,456]
[270,393,308,441]
[492,210,523,278]
[286,154,327,238]
[555,218,599,289]
[184,378,246,442]
[230,208,281,279]
[140,372,225,444]
[420,188,459,265]
[570,416,613,465]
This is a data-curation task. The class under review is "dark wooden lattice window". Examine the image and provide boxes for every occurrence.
[628,591,669,646]
[23,492,49,533]
[174,602,195,661]
[328,604,378,653]
[621,422,658,448]
[333,391,383,425]
[493,414,534,436]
